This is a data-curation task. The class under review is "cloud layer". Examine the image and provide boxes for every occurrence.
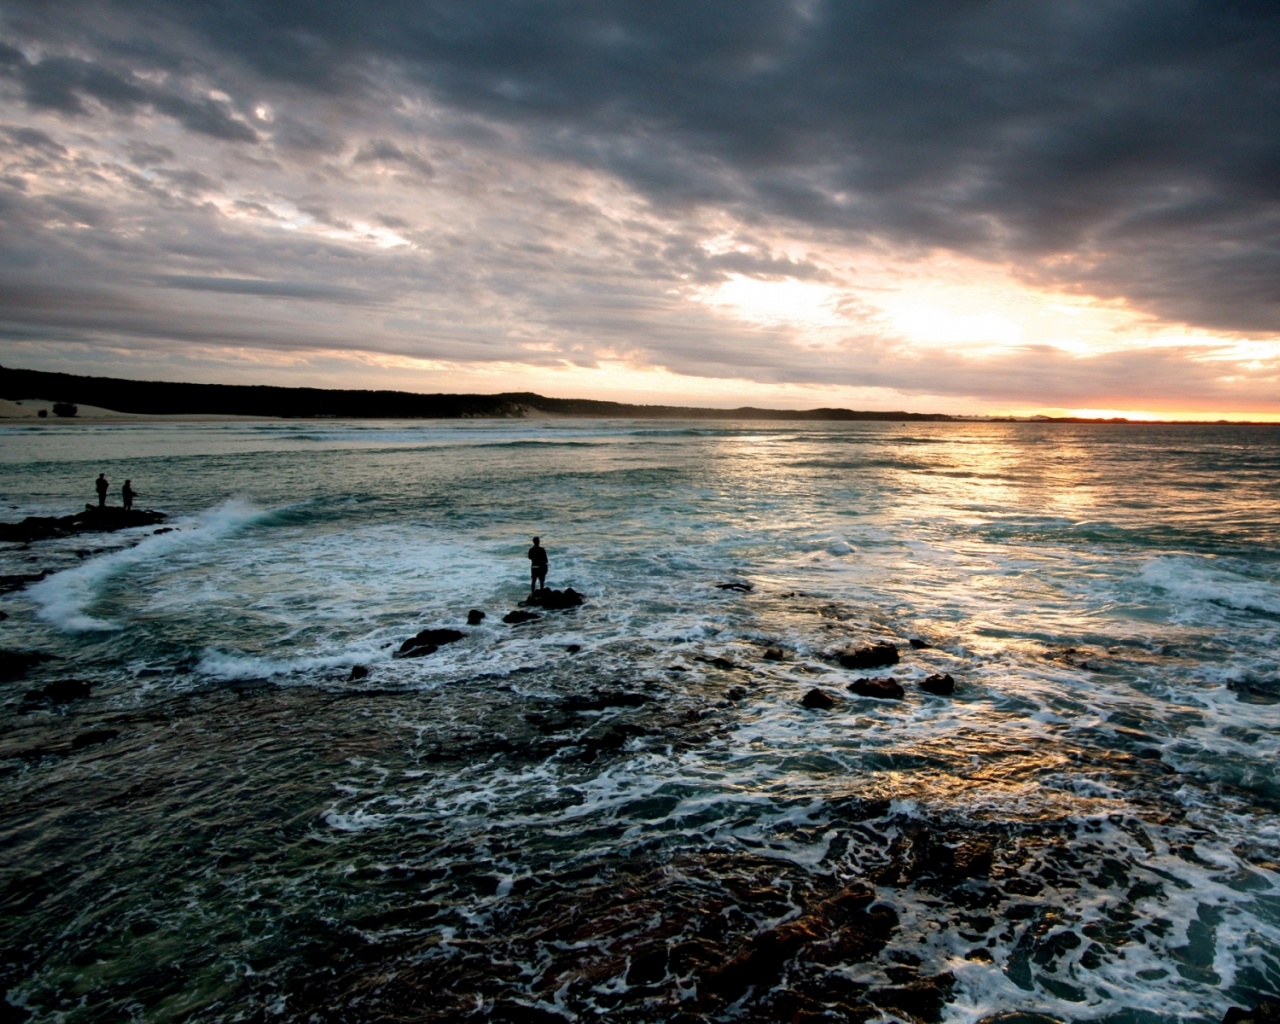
[1,1,1278,412]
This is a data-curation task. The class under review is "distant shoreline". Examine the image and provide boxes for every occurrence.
[0,365,1269,425]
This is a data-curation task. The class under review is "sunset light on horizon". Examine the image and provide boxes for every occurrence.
[1,2,1277,419]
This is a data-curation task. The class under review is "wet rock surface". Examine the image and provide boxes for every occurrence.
[21,678,92,707]
[838,642,900,670]
[920,672,955,695]
[0,505,166,543]
[522,587,584,609]
[850,676,905,699]
[0,649,57,681]
[396,628,466,658]
[0,662,1249,1023]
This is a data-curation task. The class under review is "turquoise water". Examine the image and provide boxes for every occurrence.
[1,419,1278,1022]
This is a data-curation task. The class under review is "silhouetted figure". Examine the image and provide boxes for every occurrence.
[95,473,108,508]
[122,480,136,511]
[528,536,548,594]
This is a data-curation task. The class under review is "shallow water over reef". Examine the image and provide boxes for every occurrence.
[1,418,1279,1022]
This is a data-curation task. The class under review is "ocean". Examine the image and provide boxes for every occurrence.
[1,417,1278,1023]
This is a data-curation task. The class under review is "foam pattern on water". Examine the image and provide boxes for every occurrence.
[2,419,1280,1022]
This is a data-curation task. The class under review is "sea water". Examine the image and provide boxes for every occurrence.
[1,418,1278,1023]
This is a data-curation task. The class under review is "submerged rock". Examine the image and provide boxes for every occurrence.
[801,688,836,709]
[763,647,785,661]
[348,665,369,681]
[466,609,486,625]
[0,570,50,594]
[715,581,753,593]
[849,677,905,699]
[909,637,932,649]
[702,883,890,1003]
[838,642,900,670]
[1224,1001,1280,1024]
[0,649,58,681]
[920,672,955,695]
[71,729,119,750]
[23,678,92,704]
[503,610,541,625]
[560,691,648,712]
[396,628,465,657]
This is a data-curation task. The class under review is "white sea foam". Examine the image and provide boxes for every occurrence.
[27,498,276,631]
[1139,555,1280,616]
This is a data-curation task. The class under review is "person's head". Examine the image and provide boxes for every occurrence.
[124,479,131,485]
[532,536,540,545]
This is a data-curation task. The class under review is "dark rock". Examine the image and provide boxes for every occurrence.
[838,642,900,670]
[71,729,119,750]
[908,637,932,649]
[1225,1002,1280,1024]
[503,610,541,625]
[869,973,955,1024]
[560,691,647,712]
[703,886,889,1003]
[726,686,748,701]
[763,647,785,661]
[801,688,836,709]
[466,609,486,625]
[1044,647,1103,671]
[565,644,581,654]
[487,1002,570,1024]
[0,505,166,543]
[702,914,826,1000]
[0,570,50,594]
[0,649,57,681]
[849,677,905,699]
[0,609,7,620]
[401,628,464,650]
[626,946,669,986]
[523,587,584,609]
[715,581,753,592]
[695,655,736,671]
[23,678,92,704]
[920,672,955,696]
[348,665,368,681]
[153,527,175,536]
[396,628,465,657]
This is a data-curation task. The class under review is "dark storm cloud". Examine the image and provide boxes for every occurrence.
[4,0,1274,333]
[1,0,1278,411]
[0,47,259,142]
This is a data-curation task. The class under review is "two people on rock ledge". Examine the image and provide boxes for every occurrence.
[94,473,138,510]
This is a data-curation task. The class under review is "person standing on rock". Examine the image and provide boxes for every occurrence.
[122,480,136,511]
[528,536,548,594]
[95,473,108,508]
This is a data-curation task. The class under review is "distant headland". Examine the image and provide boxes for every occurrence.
[2,366,958,422]
[0,365,1261,424]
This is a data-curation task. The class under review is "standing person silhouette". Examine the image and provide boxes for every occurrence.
[528,536,548,594]
[95,473,108,508]
[122,480,136,511]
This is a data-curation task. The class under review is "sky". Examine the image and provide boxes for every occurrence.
[1,1,1278,418]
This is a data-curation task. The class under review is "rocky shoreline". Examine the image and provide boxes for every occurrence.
[0,504,167,545]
